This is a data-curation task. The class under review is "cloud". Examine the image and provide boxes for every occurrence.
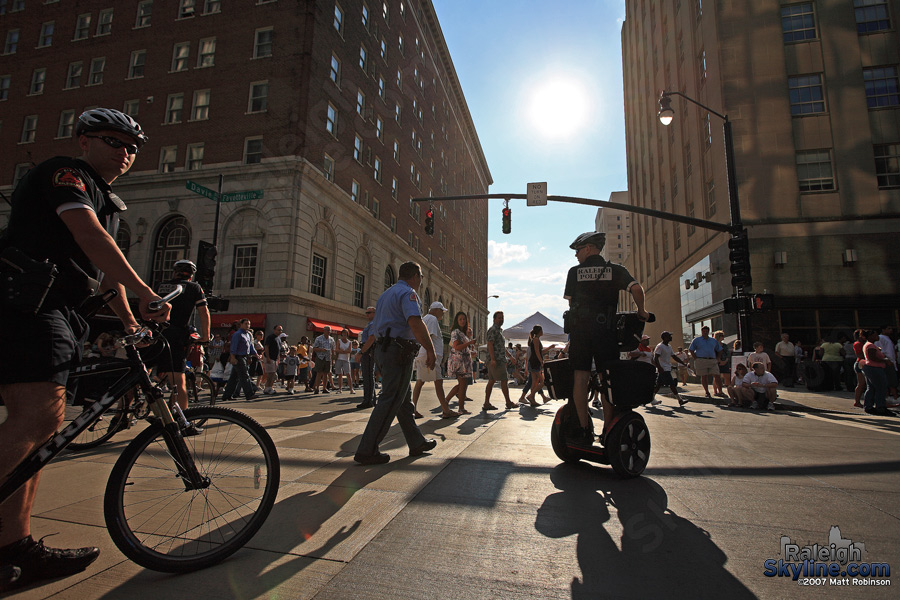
[488,240,531,267]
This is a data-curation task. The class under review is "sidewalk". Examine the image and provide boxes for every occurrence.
[675,382,875,415]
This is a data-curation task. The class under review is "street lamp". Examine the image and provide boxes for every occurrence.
[657,90,752,345]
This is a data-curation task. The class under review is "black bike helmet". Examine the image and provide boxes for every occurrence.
[173,259,197,275]
[76,108,149,146]
[569,232,606,251]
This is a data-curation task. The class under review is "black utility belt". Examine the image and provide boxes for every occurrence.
[378,337,420,353]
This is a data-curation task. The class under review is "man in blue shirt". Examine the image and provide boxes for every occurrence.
[688,326,723,399]
[355,262,437,465]
[221,318,258,401]
[356,306,377,409]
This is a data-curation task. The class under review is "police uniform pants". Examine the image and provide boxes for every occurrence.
[361,351,375,404]
[356,343,427,456]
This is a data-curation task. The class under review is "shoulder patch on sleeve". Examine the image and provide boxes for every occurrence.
[409,292,418,302]
[52,168,87,192]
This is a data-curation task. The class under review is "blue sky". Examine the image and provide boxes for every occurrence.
[432,0,629,329]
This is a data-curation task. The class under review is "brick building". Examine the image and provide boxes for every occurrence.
[621,0,900,349]
[0,0,491,340]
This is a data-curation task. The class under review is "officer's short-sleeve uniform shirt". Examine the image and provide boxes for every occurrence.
[563,254,636,310]
[373,280,422,340]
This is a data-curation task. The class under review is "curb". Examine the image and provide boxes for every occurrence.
[678,393,862,416]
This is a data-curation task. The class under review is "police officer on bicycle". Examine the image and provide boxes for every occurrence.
[156,259,211,410]
[564,232,649,448]
[0,108,170,590]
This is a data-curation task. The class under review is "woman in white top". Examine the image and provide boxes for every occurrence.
[727,363,749,407]
[334,329,354,394]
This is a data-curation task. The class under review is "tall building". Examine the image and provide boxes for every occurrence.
[0,0,491,340]
[621,0,900,348]
[594,191,635,311]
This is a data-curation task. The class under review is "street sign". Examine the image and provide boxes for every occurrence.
[526,181,547,206]
[220,190,264,203]
[185,180,219,201]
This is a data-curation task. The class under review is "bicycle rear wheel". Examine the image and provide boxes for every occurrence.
[103,406,280,572]
[188,372,216,407]
[63,401,126,450]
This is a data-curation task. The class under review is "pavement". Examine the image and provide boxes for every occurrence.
[1,379,898,599]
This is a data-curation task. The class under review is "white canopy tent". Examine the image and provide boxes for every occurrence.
[502,311,568,345]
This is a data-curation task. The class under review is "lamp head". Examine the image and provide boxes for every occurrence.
[658,93,675,126]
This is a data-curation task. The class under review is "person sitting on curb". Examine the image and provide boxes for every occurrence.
[727,363,749,407]
[741,362,778,410]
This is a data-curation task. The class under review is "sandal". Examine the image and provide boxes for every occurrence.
[505,401,518,409]
[459,407,471,415]
[414,411,423,419]
[441,410,460,418]
[482,403,498,411]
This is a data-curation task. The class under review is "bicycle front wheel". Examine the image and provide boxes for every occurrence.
[103,406,280,572]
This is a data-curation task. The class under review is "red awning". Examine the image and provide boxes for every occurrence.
[307,318,363,337]
[210,313,267,329]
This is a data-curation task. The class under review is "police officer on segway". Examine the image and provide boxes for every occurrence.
[156,259,210,411]
[564,232,649,448]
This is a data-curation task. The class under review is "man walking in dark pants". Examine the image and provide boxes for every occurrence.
[354,262,437,465]
[221,318,258,401]
[357,306,377,409]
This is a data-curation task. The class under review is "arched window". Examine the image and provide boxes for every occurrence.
[116,220,132,258]
[151,216,191,289]
[424,287,431,310]
[310,222,335,298]
[354,247,370,308]
[384,265,395,290]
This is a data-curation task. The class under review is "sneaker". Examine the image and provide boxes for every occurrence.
[767,402,776,411]
[678,395,688,406]
[264,388,276,395]
[750,401,759,410]
[0,536,100,590]
[650,398,663,406]
[566,427,595,450]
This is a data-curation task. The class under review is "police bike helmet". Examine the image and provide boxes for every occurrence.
[569,231,606,251]
[76,108,149,147]
[173,259,197,277]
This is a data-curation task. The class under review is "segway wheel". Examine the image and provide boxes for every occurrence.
[550,404,582,464]
[606,412,650,479]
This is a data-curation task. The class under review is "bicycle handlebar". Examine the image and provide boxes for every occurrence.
[149,284,183,312]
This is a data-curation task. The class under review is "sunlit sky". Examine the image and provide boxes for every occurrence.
[432,0,629,329]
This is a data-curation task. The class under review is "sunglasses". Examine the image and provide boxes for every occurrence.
[84,134,140,155]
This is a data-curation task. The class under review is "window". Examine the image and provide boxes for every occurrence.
[863,66,900,108]
[20,115,37,143]
[96,9,114,36]
[330,54,341,85]
[354,134,364,162]
[374,156,382,182]
[351,180,360,202]
[165,93,184,123]
[354,273,365,308]
[128,50,146,78]
[184,143,203,170]
[393,139,400,161]
[359,45,368,70]
[706,178,716,216]
[74,14,91,40]
[375,116,384,140]
[178,0,195,18]
[150,217,192,290]
[704,113,712,147]
[254,28,273,58]
[248,81,268,112]
[172,42,190,72]
[244,137,263,164]
[788,74,825,115]
[38,22,53,47]
[204,0,221,14]
[383,265,394,289]
[362,3,369,29]
[356,89,366,115]
[191,90,210,120]
[699,49,707,82]
[116,221,132,258]
[88,58,105,85]
[326,103,338,135]
[135,1,152,27]
[310,253,327,296]
[395,102,401,123]
[378,75,385,99]
[796,150,835,192]
[396,67,402,87]
[781,3,816,42]
[372,198,380,218]
[159,146,177,172]
[29,69,45,95]
[874,143,900,188]
[0,75,9,101]
[380,38,387,60]
[334,4,344,35]
[391,177,398,199]
[398,35,404,56]
[13,164,31,187]
[231,245,258,289]
[123,99,139,117]
[197,38,216,67]
[323,153,334,181]
[57,110,75,138]
[4,29,18,54]
[66,62,82,88]
[855,0,890,34]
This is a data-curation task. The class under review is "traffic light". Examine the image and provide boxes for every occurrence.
[728,229,752,289]
[197,240,217,292]
[424,208,434,236]
[753,293,775,311]
[502,207,511,234]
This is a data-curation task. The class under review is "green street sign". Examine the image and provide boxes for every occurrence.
[185,180,218,201]
[221,190,264,203]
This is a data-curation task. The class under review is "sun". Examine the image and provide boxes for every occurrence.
[527,77,590,140]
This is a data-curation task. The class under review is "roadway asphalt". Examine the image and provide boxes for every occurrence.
[2,379,898,599]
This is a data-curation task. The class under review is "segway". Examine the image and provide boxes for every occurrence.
[547,312,656,478]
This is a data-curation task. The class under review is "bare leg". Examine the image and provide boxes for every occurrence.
[572,370,593,429]
[162,372,188,410]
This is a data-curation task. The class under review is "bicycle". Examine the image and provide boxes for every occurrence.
[1,286,280,572]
